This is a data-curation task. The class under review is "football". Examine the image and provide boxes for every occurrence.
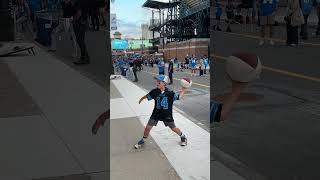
[226,52,262,83]
[180,77,192,88]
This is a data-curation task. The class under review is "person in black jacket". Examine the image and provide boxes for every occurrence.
[185,55,189,69]
[133,59,139,82]
[89,0,100,31]
[168,58,174,85]
[72,0,90,65]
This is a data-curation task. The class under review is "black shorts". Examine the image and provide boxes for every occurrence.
[216,15,221,20]
[147,119,176,128]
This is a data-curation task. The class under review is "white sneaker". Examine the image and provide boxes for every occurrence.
[134,138,145,149]
[259,40,265,46]
[270,40,275,45]
[181,135,187,146]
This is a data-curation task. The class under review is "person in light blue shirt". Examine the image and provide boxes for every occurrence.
[158,59,165,75]
[258,0,279,46]
[300,0,314,39]
[190,55,197,76]
[203,55,209,74]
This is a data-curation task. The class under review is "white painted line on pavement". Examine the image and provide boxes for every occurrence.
[112,77,210,180]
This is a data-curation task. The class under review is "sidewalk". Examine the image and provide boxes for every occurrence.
[0,42,108,179]
[110,75,210,180]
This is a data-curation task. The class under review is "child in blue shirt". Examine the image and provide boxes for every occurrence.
[158,59,165,75]
[258,0,279,46]
[190,55,197,76]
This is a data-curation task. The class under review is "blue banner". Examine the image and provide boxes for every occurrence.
[112,40,128,50]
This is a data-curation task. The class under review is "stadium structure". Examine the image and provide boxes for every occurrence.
[142,0,210,61]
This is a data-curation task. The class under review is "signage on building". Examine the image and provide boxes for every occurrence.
[110,13,117,30]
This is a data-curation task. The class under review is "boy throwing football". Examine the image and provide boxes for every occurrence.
[135,75,188,148]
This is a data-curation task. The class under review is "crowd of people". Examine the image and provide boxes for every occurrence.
[14,0,109,65]
[113,53,210,84]
[213,0,320,46]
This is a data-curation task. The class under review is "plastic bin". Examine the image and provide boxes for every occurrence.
[121,67,128,76]
[35,10,59,46]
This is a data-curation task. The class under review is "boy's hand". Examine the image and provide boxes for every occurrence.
[178,87,187,99]
[139,97,144,104]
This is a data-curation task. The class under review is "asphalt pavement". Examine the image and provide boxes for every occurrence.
[211,21,320,180]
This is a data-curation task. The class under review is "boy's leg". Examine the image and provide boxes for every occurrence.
[134,119,157,149]
[259,22,266,45]
[301,15,308,39]
[268,24,275,45]
[293,26,299,45]
[143,125,153,138]
[166,122,187,146]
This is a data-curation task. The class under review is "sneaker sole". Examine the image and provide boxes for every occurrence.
[181,142,187,146]
[134,144,143,149]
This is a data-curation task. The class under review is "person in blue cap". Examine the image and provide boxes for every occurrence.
[134,74,187,149]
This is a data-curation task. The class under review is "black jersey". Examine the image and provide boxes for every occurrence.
[147,88,179,122]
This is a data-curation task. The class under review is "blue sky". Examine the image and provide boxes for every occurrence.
[110,0,168,39]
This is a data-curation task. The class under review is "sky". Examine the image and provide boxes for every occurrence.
[110,0,168,39]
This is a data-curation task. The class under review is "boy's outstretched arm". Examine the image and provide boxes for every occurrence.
[92,109,110,135]
[139,95,148,104]
[178,87,187,99]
